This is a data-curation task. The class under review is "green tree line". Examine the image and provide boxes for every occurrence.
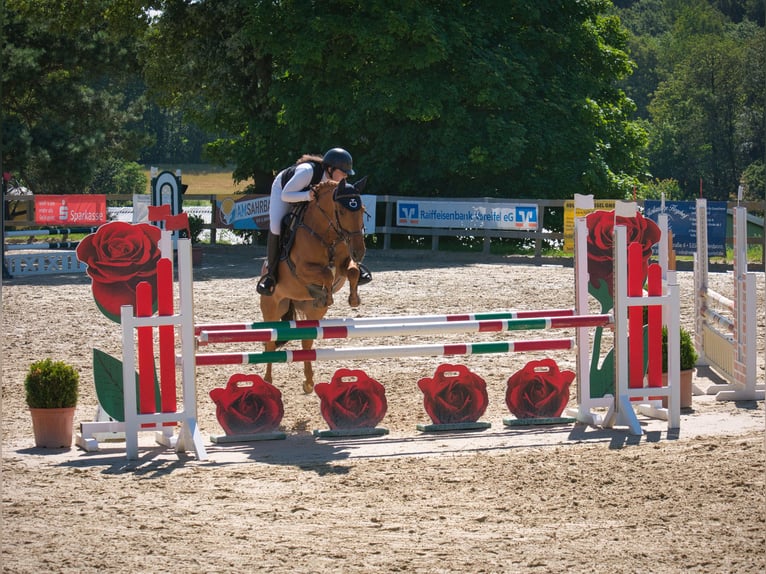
[1,0,764,202]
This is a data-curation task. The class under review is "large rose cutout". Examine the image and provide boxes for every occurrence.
[505,359,575,419]
[76,221,163,322]
[585,210,661,301]
[209,374,284,435]
[314,369,387,430]
[417,364,488,425]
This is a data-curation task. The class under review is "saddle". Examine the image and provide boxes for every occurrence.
[279,202,309,258]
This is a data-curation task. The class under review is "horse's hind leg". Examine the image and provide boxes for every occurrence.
[301,338,315,394]
[264,342,275,384]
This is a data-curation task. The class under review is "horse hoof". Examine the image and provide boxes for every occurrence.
[303,381,314,394]
[348,295,361,308]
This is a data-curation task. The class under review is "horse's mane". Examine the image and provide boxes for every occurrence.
[311,179,339,198]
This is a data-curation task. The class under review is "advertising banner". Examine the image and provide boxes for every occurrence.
[34,195,107,225]
[395,200,538,230]
[563,199,617,251]
[644,200,727,256]
[214,194,378,234]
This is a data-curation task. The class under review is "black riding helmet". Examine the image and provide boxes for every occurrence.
[322,148,355,176]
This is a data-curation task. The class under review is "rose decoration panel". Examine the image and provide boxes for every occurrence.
[504,359,576,425]
[313,369,388,437]
[76,221,163,323]
[209,374,286,442]
[416,364,491,431]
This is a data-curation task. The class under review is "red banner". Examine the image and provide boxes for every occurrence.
[34,195,107,225]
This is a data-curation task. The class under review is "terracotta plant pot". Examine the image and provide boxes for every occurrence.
[29,407,76,448]
[192,246,203,265]
[662,369,694,409]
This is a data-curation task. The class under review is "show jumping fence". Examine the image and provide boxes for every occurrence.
[694,198,764,401]
[3,227,93,275]
[77,204,682,460]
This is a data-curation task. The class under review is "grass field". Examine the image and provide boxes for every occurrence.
[143,164,254,196]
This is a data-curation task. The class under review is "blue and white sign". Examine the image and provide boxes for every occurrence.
[217,194,377,235]
[396,200,538,230]
[645,200,727,256]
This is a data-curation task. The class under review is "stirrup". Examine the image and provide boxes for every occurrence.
[357,264,372,286]
[256,274,276,296]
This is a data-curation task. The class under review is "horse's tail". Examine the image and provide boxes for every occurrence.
[273,300,297,349]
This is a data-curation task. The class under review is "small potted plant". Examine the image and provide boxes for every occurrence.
[25,359,80,448]
[187,214,205,265]
[662,326,698,409]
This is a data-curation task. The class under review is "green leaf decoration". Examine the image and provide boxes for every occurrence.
[95,299,122,324]
[92,348,161,421]
[589,326,615,399]
[588,323,652,399]
[587,278,614,313]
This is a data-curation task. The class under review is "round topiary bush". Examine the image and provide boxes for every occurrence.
[661,326,699,372]
[24,359,79,409]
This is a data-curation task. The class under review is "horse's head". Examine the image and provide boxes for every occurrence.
[332,176,368,262]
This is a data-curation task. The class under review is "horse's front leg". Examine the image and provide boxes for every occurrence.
[297,263,335,307]
[346,260,361,308]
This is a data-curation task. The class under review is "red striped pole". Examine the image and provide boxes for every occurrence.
[647,263,663,389]
[194,337,577,367]
[157,258,177,419]
[136,281,155,418]
[197,314,612,345]
[193,308,578,335]
[628,242,644,391]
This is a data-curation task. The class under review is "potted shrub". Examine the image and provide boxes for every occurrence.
[661,326,698,409]
[187,214,205,265]
[25,359,80,448]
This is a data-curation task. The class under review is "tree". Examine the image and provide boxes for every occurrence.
[1,0,151,194]
[644,2,764,199]
[146,0,646,199]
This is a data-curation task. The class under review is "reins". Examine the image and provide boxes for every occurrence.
[286,181,364,276]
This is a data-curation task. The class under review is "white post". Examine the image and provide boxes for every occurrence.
[121,304,140,460]
[175,238,208,459]
[602,225,643,435]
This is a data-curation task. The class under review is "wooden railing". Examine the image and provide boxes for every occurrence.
[4,195,764,271]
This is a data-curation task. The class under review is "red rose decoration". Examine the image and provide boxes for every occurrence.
[505,359,575,419]
[417,364,488,425]
[209,374,284,435]
[76,221,163,322]
[585,210,661,297]
[314,369,387,430]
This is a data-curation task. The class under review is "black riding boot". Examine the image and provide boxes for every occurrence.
[357,263,373,286]
[256,233,281,295]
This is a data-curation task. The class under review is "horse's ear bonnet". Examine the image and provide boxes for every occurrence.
[334,176,368,212]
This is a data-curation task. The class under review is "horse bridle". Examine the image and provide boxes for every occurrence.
[301,185,365,250]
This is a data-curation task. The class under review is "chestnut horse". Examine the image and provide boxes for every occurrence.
[260,177,368,393]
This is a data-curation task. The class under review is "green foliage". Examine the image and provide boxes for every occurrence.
[25,359,79,409]
[621,1,765,201]
[87,160,147,195]
[2,0,151,193]
[5,0,762,203]
[145,0,646,199]
[635,178,684,200]
[188,215,205,245]
[741,161,765,201]
[662,326,698,372]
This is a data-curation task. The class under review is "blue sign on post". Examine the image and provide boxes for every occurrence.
[644,200,727,256]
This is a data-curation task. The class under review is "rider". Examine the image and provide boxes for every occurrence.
[256,147,373,296]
